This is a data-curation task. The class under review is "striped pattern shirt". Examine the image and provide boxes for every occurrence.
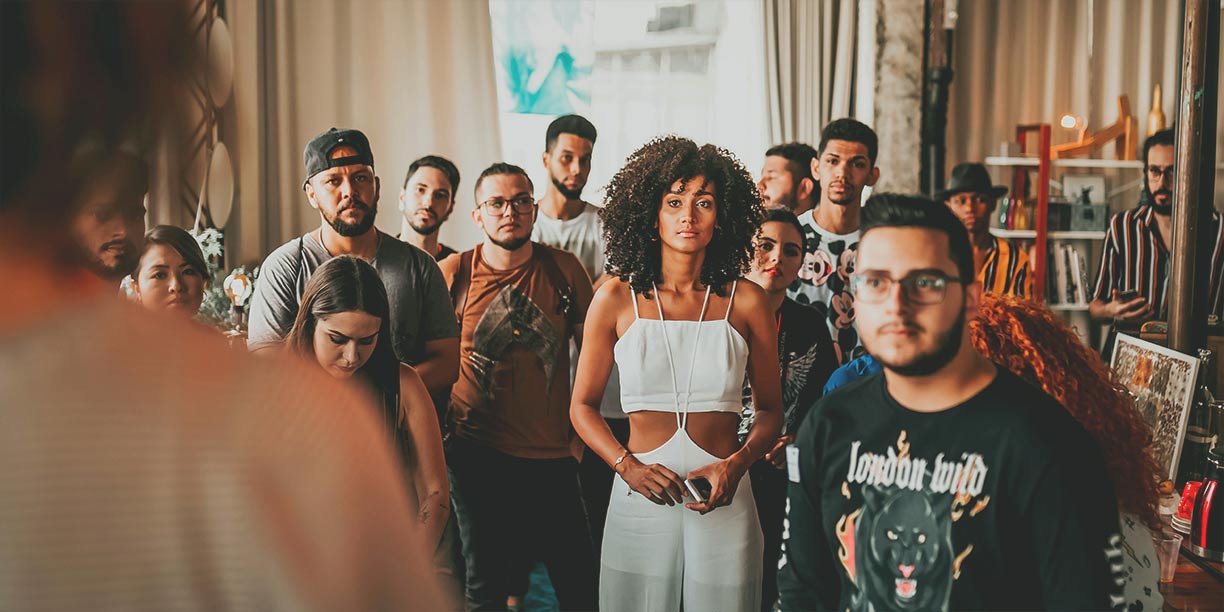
[1093,205,1224,318]
[979,236,1032,298]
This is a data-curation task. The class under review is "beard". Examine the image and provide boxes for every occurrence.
[407,212,442,236]
[84,239,139,281]
[1144,185,1173,215]
[824,183,857,206]
[551,175,584,200]
[327,198,378,237]
[763,190,798,211]
[874,308,966,377]
[491,234,531,251]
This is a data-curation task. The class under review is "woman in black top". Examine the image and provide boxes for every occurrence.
[739,208,839,611]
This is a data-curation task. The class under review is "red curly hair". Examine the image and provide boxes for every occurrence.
[970,293,1162,529]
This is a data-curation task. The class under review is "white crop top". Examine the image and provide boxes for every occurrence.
[614,281,748,416]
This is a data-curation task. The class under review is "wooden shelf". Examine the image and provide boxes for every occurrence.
[991,229,1106,240]
[985,156,1144,169]
[986,156,1224,170]
[985,156,1039,167]
[1049,303,1091,311]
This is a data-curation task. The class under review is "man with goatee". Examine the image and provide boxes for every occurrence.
[248,128,460,398]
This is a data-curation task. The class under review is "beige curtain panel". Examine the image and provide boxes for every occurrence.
[188,0,505,263]
[762,0,858,146]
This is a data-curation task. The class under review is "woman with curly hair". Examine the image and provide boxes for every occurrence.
[570,136,782,611]
[970,292,1163,610]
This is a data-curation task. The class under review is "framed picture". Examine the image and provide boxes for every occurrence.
[1110,334,1200,482]
[1062,175,1108,205]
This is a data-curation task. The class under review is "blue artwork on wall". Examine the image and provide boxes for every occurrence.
[491,0,594,115]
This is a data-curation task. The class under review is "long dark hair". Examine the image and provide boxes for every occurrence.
[286,256,398,406]
[601,135,762,297]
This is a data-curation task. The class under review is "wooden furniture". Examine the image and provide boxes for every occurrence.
[986,128,1145,345]
[1163,544,1224,611]
[1052,95,1139,160]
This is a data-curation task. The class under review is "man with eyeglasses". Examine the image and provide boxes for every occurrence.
[438,163,598,611]
[1089,128,1224,345]
[939,162,1031,299]
[778,194,1124,611]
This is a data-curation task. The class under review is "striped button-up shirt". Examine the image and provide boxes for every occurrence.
[979,236,1032,299]
[1093,205,1224,318]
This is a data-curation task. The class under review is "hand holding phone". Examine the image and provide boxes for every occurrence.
[1112,289,1152,323]
[685,477,713,504]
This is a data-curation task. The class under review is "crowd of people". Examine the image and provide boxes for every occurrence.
[6,3,1224,610]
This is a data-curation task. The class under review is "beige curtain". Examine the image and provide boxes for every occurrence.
[946,0,1182,169]
[224,0,501,264]
[762,0,858,145]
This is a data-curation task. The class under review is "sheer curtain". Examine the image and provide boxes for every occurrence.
[762,0,858,145]
[225,0,502,263]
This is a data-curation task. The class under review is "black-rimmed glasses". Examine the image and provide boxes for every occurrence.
[1146,165,1175,181]
[479,196,536,216]
[850,272,964,305]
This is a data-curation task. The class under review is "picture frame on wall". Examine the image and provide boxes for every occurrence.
[1062,175,1108,205]
[1110,333,1200,482]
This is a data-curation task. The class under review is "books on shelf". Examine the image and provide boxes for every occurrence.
[1048,241,1090,308]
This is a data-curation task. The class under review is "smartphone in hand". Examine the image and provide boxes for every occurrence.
[685,477,712,504]
[1117,289,1141,302]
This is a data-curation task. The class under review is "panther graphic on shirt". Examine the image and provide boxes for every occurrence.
[837,435,989,612]
[851,485,955,611]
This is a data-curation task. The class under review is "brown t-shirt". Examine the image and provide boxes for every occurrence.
[442,243,594,459]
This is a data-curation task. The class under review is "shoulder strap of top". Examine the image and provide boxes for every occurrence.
[651,283,666,321]
[630,286,640,319]
[724,280,737,320]
[697,285,712,321]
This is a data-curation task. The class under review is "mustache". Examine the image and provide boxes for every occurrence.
[340,199,370,212]
[877,320,924,334]
[100,239,128,252]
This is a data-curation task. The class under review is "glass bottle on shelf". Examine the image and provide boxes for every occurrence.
[1011,198,1029,231]
[995,198,1010,229]
[1180,349,1219,485]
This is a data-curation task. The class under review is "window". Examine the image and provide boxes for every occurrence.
[489,0,769,199]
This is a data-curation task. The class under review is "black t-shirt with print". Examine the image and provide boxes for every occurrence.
[739,298,840,440]
[777,367,1125,611]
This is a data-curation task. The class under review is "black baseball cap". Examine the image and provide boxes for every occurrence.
[302,127,375,188]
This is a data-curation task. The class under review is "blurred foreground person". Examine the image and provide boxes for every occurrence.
[0,3,447,610]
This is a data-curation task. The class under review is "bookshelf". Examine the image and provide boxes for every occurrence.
[984,126,1145,346]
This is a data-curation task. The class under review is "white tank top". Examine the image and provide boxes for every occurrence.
[615,281,748,416]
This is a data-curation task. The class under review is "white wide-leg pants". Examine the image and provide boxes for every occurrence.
[600,427,763,612]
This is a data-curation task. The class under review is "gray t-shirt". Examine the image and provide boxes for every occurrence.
[247,230,460,363]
